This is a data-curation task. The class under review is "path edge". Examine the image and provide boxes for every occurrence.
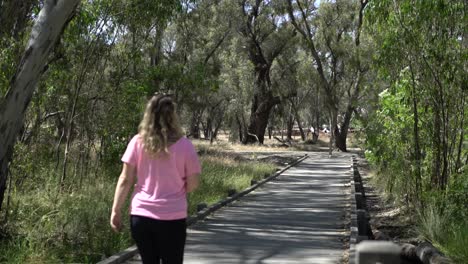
[97,153,308,264]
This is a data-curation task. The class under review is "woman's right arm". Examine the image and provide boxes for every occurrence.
[110,163,136,232]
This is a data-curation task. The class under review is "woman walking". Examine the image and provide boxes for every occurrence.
[110,94,201,264]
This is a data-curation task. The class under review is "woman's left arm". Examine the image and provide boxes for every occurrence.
[110,163,136,232]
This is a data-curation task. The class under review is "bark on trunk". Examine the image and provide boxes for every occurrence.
[239,0,286,144]
[189,109,202,139]
[313,87,320,143]
[287,111,294,141]
[243,60,280,144]
[328,112,335,157]
[432,108,442,188]
[334,104,353,152]
[0,0,80,213]
[455,95,465,172]
[244,91,280,144]
[204,116,212,139]
[235,113,243,143]
[292,103,306,141]
[210,112,223,144]
[211,119,222,141]
[409,62,422,200]
[334,127,347,152]
[297,121,305,141]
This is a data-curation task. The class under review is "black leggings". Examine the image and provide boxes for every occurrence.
[130,215,187,264]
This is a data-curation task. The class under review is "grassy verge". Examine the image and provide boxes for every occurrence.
[417,200,468,263]
[368,165,468,263]
[188,154,275,214]
[0,147,276,263]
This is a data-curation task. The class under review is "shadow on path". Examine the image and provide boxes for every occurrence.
[182,153,351,264]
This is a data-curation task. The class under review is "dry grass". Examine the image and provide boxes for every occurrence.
[0,139,278,263]
[193,138,292,153]
[192,132,335,153]
[187,145,276,215]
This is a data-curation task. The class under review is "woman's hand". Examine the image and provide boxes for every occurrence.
[110,211,122,233]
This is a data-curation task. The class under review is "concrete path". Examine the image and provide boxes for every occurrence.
[127,152,351,264]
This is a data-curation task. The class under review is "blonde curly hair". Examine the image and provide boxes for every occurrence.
[138,94,184,155]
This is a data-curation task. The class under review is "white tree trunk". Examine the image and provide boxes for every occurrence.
[0,0,80,213]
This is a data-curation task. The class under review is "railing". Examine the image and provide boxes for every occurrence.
[349,156,374,263]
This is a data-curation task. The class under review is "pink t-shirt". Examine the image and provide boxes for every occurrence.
[121,135,201,220]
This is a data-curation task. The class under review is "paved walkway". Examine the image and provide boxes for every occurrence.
[127,152,351,264]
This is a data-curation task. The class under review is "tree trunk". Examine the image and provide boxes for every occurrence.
[409,62,422,201]
[291,103,306,141]
[235,113,243,143]
[287,0,368,151]
[210,112,224,145]
[189,109,202,139]
[313,86,320,143]
[334,126,347,152]
[432,108,442,188]
[204,116,212,139]
[335,104,353,152]
[240,0,285,144]
[297,121,305,141]
[61,78,83,189]
[287,109,294,141]
[211,119,222,141]
[455,94,465,172]
[328,109,337,156]
[0,0,80,213]
[244,90,280,144]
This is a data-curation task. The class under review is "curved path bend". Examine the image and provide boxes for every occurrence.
[127,152,351,264]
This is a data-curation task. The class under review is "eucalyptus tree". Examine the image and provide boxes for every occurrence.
[366,0,466,197]
[170,0,233,139]
[218,33,257,143]
[295,50,322,142]
[363,3,467,256]
[55,0,183,186]
[237,0,296,144]
[287,0,369,152]
[270,46,309,141]
[0,0,80,214]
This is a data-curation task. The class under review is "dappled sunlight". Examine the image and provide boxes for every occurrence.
[183,156,350,263]
[1,0,462,262]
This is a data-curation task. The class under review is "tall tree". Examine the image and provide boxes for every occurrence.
[366,0,466,195]
[0,0,80,212]
[287,0,369,152]
[238,0,295,144]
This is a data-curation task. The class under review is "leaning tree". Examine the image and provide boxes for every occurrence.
[0,0,80,213]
